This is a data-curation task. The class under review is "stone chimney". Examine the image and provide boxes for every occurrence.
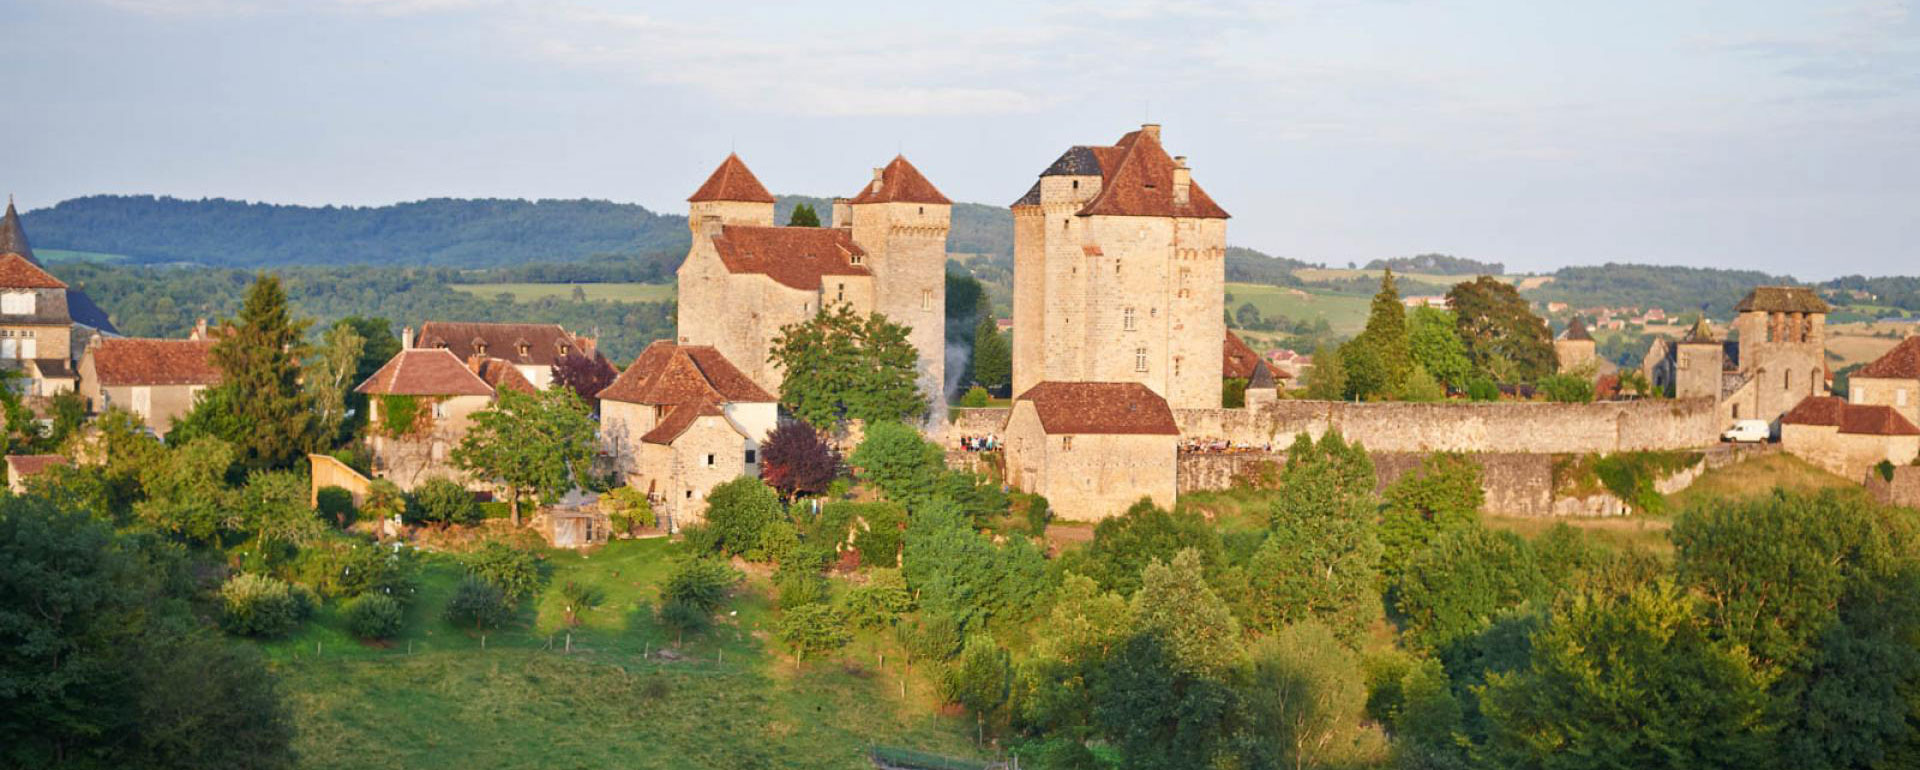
[1172,156,1191,206]
[870,167,885,195]
[1140,123,1161,142]
[191,318,209,340]
[401,326,415,349]
[832,197,853,228]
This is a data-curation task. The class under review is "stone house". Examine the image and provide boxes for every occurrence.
[0,202,119,398]
[1004,381,1179,522]
[355,348,519,490]
[596,341,777,531]
[1848,336,1919,429]
[1010,125,1230,410]
[408,322,595,391]
[1779,396,1920,480]
[76,338,220,436]
[6,454,67,494]
[675,153,950,400]
[1642,286,1831,428]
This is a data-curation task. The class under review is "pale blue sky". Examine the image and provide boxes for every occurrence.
[6,0,1918,277]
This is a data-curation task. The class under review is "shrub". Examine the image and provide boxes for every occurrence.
[702,477,783,557]
[657,598,710,644]
[851,502,906,568]
[1538,373,1596,403]
[754,520,800,564]
[663,558,742,614]
[408,479,479,526]
[841,567,913,628]
[680,523,721,554]
[776,569,828,609]
[462,542,543,601]
[604,486,655,536]
[1466,376,1500,402]
[314,486,356,528]
[1876,459,1897,482]
[342,593,405,640]
[445,576,511,630]
[291,536,417,599]
[361,479,408,523]
[220,573,310,637]
[778,604,851,660]
[960,386,991,408]
[559,581,606,627]
[1016,493,1052,536]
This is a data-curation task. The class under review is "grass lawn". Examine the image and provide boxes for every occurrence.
[264,538,981,769]
[36,247,129,263]
[451,282,677,303]
[1226,282,1374,336]
[1666,452,1854,511]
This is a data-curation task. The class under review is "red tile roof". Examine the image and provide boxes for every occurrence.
[88,338,221,387]
[642,402,732,445]
[1782,396,1920,436]
[1857,336,1920,380]
[688,153,777,203]
[356,348,494,396]
[1015,381,1180,435]
[467,356,537,394]
[847,155,950,205]
[1224,331,1262,380]
[0,252,66,289]
[1074,129,1230,220]
[598,341,772,406]
[416,321,592,368]
[710,224,871,291]
[6,454,68,480]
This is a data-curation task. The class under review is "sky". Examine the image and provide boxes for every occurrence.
[5,0,1919,278]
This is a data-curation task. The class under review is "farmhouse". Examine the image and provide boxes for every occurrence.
[76,338,220,436]
[407,321,596,391]
[1848,335,1919,428]
[1003,381,1179,521]
[596,341,777,530]
[355,348,506,490]
[0,201,119,397]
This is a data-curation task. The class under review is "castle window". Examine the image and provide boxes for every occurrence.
[921,289,933,311]
[705,454,716,467]
[1072,180,1079,190]
[837,283,845,302]
[518,342,531,357]
[1062,219,1070,231]
[432,400,448,419]
[1733,404,1741,419]
[1784,370,1792,390]
[918,206,924,215]
[1900,389,1910,407]
[1678,355,1689,370]
[745,449,758,464]
[851,254,862,265]
[1124,307,1137,331]
[1061,436,1073,451]
[1135,347,1148,372]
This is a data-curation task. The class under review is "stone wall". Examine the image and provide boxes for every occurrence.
[1868,466,1920,509]
[1782,423,1920,482]
[1173,397,1719,455]
[947,408,1013,447]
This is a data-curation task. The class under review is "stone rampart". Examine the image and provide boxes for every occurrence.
[1868,466,1920,509]
[1174,397,1719,455]
[947,408,1013,448]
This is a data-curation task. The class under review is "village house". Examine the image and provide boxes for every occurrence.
[1847,335,1919,429]
[6,453,67,494]
[407,321,595,391]
[0,201,119,397]
[76,338,220,436]
[596,341,777,530]
[1003,381,1180,521]
[355,348,532,490]
[675,154,951,400]
[1779,396,1920,480]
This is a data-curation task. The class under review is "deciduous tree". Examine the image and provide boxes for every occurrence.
[452,386,596,525]
[1447,276,1555,384]
[770,305,925,428]
[760,420,841,501]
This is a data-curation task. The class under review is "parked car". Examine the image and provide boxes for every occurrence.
[1722,419,1772,443]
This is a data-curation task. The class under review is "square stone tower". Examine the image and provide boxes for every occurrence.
[834,156,952,406]
[1731,286,1829,423]
[1674,318,1726,402]
[1010,125,1230,409]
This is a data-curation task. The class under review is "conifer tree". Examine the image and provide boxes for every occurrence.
[787,203,821,227]
[208,274,320,469]
[1342,269,1412,400]
[969,315,1011,392]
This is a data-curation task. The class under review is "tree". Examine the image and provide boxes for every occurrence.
[1342,269,1413,400]
[134,437,240,544]
[1409,306,1472,391]
[1096,633,1237,770]
[1232,622,1371,770]
[445,577,511,630]
[1063,498,1224,596]
[946,633,1012,746]
[1480,580,1769,770]
[662,558,743,615]
[206,274,322,468]
[849,421,946,508]
[1131,549,1242,679]
[700,477,783,557]
[452,386,596,525]
[1394,525,1552,653]
[969,315,1011,392]
[333,315,401,434]
[1249,432,1382,643]
[769,304,926,429]
[306,320,365,445]
[1537,372,1595,403]
[1447,276,1555,384]
[238,469,328,552]
[461,542,545,603]
[218,573,310,637]
[787,202,821,227]
[551,350,618,410]
[1303,343,1347,401]
[558,581,606,627]
[759,420,841,501]
[1379,452,1484,582]
[407,478,480,525]
[778,603,850,661]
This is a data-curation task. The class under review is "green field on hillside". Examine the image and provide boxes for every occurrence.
[1293,267,1519,285]
[36,248,129,263]
[1225,282,1374,334]
[265,538,980,770]
[452,282,677,303]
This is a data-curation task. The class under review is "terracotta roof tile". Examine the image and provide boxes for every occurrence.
[6,454,68,479]
[1224,331,1262,380]
[416,321,591,368]
[467,356,537,394]
[356,348,493,396]
[89,338,221,387]
[641,402,732,445]
[1782,395,1920,436]
[0,252,65,289]
[710,225,871,291]
[1015,381,1179,435]
[598,341,772,406]
[1857,336,1920,380]
[848,155,950,205]
[688,153,777,203]
[1736,286,1830,314]
[1073,129,1230,220]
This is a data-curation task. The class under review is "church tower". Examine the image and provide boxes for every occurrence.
[837,156,952,405]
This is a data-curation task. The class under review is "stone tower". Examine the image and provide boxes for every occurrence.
[1674,318,1725,401]
[1010,125,1230,409]
[833,156,952,405]
[1554,317,1597,372]
[684,153,777,237]
[1731,286,1829,423]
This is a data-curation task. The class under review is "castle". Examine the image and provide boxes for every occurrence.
[1642,286,1831,426]
[674,154,950,403]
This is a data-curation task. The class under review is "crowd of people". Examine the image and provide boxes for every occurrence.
[957,434,1001,452]
[1179,437,1277,454]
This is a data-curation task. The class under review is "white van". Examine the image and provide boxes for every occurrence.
[1722,419,1771,443]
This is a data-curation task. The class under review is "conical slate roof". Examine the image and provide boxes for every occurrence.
[0,199,33,261]
[688,154,776,203]
[1560,317,1593,342]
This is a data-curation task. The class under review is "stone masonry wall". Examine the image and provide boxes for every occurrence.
[1868,466,1920,509]
[1173,398,1719,455]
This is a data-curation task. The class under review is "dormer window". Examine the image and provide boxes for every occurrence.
[1,292,35,315]
[518,342,531,357]
[850,254,863,265]
[558,343,571,357]
[474,342,487,355]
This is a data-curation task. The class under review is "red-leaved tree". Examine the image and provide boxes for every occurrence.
[760,420,842,501]
[551,352,619,411]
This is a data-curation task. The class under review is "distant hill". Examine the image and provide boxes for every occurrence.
[1527,263,1794,318]
[25,194,1020,270]
[1363,253,1504,276]
[1226,247,1312,286]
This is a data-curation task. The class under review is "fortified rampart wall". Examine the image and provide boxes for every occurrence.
[1172,398,1720,455]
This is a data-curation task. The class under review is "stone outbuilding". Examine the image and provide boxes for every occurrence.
[1004,381,1180,522]
[355,347,505,490]
[1849,335,1919,429]
[1224,330,1282,407]
[1779,396,1920,481]
[76,338,220,436]
[6,454,67,493]
[596,341,777,531]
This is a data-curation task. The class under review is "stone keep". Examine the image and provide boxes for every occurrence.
[1730,286,1829,424]
[1011,125,1230,410]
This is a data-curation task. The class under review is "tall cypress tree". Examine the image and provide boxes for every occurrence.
[969,315,1011,392]
[1343,269,1412,400]
[209,274,319,469]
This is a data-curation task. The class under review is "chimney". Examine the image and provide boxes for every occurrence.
[1172,155,1191,206]
[402,326,415,349]
[870,167,884,195]
[1140,123,1161,142]
[192,318,208,340]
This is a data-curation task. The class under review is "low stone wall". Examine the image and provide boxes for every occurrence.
[1174,397,1720,455]
[1868,466,1920,509]
[947,408,1013,448]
